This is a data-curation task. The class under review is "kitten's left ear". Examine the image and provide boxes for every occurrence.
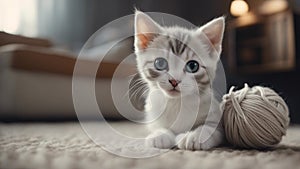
[134,10,162,51]
[197,17,225,53]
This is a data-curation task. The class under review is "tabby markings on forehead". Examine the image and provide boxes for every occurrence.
[169,39,187,55]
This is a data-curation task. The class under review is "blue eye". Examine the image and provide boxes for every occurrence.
[185,60,199,73]
[154,58,168,71]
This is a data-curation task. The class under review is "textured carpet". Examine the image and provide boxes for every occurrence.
[1,122,300,169]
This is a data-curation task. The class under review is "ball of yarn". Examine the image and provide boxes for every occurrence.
[220,84,290,149]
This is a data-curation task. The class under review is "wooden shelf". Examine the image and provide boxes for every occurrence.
[226,10,296,74]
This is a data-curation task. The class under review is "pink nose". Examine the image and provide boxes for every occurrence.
[169,79,179,87]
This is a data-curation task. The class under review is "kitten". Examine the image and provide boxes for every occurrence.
[132,11,225,150]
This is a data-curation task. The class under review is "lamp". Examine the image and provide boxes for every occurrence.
[230,0,249,17]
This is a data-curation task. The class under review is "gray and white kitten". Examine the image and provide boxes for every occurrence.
[133,11,225,150]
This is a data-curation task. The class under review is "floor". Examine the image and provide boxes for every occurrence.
[1,122,300,169]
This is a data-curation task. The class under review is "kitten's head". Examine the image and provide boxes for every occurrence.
[134,11,225,98]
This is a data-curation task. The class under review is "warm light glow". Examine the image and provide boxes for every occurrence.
[230,0,249,17]
[0,0,21,33]
[236,12,258,26]
[259,0,288,15]
[0,0,37,35]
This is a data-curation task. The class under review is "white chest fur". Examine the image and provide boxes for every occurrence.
[145,89,216,134]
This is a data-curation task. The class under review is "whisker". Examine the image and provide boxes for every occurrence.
[127,73,139,78]
[125,83,146,100]
[128,86,149,105]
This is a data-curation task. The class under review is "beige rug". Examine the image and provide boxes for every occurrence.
[1,122,300,169]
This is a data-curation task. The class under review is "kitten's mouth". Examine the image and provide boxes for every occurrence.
[166,88,180,96]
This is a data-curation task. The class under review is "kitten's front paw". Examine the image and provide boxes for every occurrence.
[145,129,175,149]
[176,126,223,150]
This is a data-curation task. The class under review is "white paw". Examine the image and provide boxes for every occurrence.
[176,126,223,150]
[145,129,175,149]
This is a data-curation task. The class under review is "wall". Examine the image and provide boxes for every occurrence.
[35,0,229,50]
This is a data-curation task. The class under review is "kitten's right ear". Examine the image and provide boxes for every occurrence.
[197,17,225,54]
[134,10,161,51]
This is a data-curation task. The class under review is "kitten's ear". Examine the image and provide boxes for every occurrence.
[134,10,161,51]
[197,17,225,53]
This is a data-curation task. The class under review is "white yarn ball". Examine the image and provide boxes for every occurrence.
[221,84,290,149]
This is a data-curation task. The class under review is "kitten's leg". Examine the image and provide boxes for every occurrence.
[176,125,224,150]
[145,128,175,149]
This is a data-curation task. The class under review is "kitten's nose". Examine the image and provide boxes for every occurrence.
[169,79,180,87]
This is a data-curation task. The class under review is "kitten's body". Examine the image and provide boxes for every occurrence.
[133,11,225,150]
[145,85,211,134]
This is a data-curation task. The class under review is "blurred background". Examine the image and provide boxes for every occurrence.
[0,0,299,123]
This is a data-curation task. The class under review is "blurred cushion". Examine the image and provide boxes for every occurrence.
[0,31,52,47]
[0,44,136,78]
[80,36,134,63]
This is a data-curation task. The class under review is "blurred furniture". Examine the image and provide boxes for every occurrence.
[226,9,296,73]
[0,32,136,121]
[0,32,53,47]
